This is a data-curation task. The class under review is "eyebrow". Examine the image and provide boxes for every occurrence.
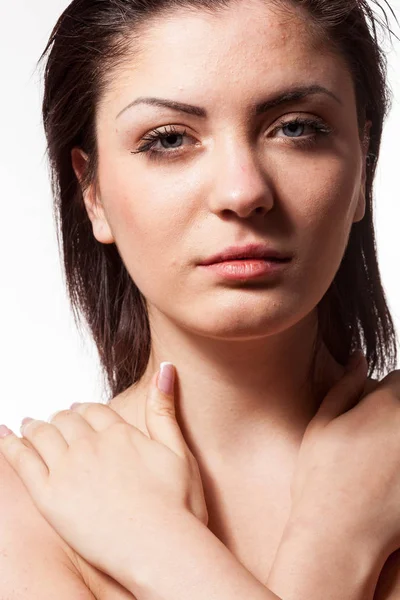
[115,84,342,120]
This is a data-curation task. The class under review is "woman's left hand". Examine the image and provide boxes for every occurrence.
[0,363,208,589]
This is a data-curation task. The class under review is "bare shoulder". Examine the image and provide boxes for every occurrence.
[362,371,400,399]
[363,375,400,599]
[363,376,381,396]
[0,450,96,598]
[0,449,138,599]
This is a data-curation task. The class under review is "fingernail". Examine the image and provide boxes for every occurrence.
[70,403,81,410]
[0,425,12,438]
[157,362,175,396]
[20,417,34,434]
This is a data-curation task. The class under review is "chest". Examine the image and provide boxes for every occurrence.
[84,476,290,600]
[74,483,399,600]
[77,471,292,599]
[77,506,290,600]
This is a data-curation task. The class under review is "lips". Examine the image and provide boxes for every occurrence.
[199,244,292,266]
[221,257,285,261]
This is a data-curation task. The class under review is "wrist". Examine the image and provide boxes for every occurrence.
[267,517,385,600]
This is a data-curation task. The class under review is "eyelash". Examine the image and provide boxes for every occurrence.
[130,116,333,163]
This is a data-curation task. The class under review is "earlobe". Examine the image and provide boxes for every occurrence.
[90,198,115,245]
[71,147,115,245]
[353,190,366,223]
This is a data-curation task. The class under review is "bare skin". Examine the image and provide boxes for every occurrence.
[67,0,397,597]
[73,0,369,472]
[65,374,391,600]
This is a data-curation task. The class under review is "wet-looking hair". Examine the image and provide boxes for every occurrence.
[37,0,399,401]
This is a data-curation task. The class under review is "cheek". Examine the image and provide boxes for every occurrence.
[288,158,360,261]
[97,165,191,294]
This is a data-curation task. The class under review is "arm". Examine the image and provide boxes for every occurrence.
[267,518,386,600]
[116,512,382,600]
[0,454,97,599]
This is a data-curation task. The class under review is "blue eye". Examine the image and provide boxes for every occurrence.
[132,125,190,161]
[131,117,332,162]
[277,117,332,143]
[282,122,307,137]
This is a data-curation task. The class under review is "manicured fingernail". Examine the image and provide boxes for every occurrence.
[157,362,175,396]
[0,425,13,438]
[20,418,34,434]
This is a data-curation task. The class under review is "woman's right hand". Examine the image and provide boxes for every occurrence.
[289,351,400,560]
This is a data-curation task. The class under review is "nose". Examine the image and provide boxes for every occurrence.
[207,140,275,219]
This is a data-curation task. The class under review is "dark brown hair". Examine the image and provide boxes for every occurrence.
[37,0,399,401]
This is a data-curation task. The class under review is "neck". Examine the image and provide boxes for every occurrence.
[111,308,345,470]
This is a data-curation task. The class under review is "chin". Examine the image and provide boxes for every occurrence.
[176,302,311,341]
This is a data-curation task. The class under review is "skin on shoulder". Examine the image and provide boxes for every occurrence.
[0,372,394,600]
[0,446,136,598]
[0,450,96,597]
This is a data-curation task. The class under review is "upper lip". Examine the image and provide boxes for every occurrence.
[199,243,292,266]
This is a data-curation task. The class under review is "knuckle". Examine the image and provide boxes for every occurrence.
[153,403,175,418]
[14,444,34,468]
[70,436,96,461]
[76,403,96,417]
[27,420,48,435]
[47,408,73,422]
[107,420,132,438]
[74,435,95,453]
[75,402,106,418]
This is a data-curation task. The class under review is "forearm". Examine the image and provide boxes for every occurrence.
[118,512,280,600]
[267,518,386,600]
[114,513,384,600]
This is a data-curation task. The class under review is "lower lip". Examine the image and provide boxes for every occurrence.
[199,258,291,280]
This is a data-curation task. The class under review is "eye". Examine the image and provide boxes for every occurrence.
[131,116,333,162]
[131,125,193,162]
[271,116,333,148]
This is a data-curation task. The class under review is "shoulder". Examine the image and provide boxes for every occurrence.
[0,450,96,597]
[362,376,400,599]
[0,450,138,599]
[0,449,73,553]
[362,376,381,396]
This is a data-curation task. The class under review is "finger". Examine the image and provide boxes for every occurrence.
[312,350,368,427]
[0,426,48,498]
[145,363,191,461]
[70,403,151,452]
[21,418,69,469]
[48,407,99,444]
[69,402,130,431]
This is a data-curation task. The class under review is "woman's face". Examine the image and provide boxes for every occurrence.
[75,0,369,340]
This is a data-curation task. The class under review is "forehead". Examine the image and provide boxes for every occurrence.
[100,0,353,119]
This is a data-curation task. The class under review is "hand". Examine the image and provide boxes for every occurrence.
[0,363,208,588]
[289,351,400,560]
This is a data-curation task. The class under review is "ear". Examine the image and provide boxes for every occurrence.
[353,120,372,224]
[71,147,115,244]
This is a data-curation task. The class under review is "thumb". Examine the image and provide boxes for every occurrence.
[313,350,369,427]
[145,362,189,460]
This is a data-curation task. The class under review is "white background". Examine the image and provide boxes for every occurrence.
[1,1,399,434]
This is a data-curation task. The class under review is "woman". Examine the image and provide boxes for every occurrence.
[0,0,400,598]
